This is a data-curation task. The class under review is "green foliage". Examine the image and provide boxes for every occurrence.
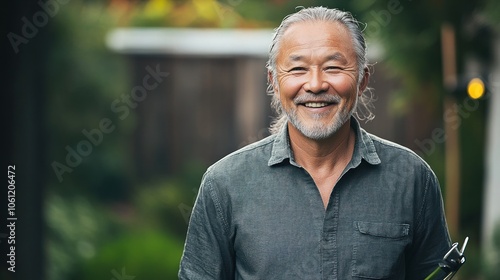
[134,161,206,238]
[46,1,134,200]
[76,162,205,279]
[46,162,205,280]
[81,230,183,280]
[483,0,500,28]
[45,192,122,280]
[128,0,269,28]
[44,2,137,279]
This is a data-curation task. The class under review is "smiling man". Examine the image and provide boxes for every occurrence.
[179,7,451,280]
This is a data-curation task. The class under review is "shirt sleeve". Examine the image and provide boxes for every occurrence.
[178,174,235,280]
[405,169,452,279]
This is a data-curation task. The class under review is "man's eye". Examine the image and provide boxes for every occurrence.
[325,66,341,71]
[289,67,306,72]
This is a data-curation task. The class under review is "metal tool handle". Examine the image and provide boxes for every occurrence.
[424,237,468,280]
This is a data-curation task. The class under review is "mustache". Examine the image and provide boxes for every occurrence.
[293,93,342,104]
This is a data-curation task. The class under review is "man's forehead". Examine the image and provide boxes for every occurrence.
[279,21,351,48]
[277,21,354,61]
[282,20,349,40]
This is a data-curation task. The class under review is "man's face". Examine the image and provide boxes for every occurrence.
[273,20,367,140]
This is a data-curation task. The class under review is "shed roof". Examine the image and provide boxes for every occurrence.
[106,28,382,59]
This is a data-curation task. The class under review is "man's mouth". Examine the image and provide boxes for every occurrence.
[304,102,331,108]
[295,94,341,109]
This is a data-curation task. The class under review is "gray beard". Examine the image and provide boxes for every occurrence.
[284,96,357,140]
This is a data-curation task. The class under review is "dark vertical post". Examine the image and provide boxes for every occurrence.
[441,23,460,240]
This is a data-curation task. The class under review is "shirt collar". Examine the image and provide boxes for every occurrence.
[267,123,292,166]
[268,117,381,167]
[350,117,381,166]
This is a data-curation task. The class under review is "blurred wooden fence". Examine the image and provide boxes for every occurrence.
[129,54,270,178]
[107,28,275,178]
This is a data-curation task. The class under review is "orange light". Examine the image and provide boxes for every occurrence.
[467,78,485,99]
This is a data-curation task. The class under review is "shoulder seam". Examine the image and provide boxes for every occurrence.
[415,170,432,233]
[205,177,230,236]
[369,134,431,167]
[209,135,275,169]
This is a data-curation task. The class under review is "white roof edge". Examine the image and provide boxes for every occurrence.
[105,27,383,59]
[105,28,274,57]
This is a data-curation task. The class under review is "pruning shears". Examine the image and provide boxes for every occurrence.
[424,236,469,280]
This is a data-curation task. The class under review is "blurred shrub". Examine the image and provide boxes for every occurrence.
[129,0,266,28]
[45,192,122,280]
[81,230,183,280]
[46,161,205,279]
[73,163,205,280]
[47,1,134,201]
[45,3,136,278]
[133,161,206,238]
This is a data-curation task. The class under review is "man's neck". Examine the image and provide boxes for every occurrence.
[288,119,355,175]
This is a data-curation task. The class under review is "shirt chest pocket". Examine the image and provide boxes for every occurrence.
[352,221,410,279]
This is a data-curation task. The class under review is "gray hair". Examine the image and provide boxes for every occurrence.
[266,6,375,134]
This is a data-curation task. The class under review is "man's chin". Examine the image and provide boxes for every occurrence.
[294,114,353,139]
[291,122,342,140]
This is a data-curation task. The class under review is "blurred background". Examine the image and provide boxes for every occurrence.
[2,0,499,279]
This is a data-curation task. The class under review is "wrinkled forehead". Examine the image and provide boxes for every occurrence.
[277,20,356,61]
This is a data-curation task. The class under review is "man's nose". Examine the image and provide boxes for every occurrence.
[304,69,328,94]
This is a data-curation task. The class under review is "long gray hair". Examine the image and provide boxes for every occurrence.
[266,6,375,134]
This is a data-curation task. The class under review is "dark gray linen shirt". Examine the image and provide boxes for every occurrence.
[179,118,451,280]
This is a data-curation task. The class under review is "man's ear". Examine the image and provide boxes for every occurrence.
[268,70,278,95]
[358,67,370,95]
